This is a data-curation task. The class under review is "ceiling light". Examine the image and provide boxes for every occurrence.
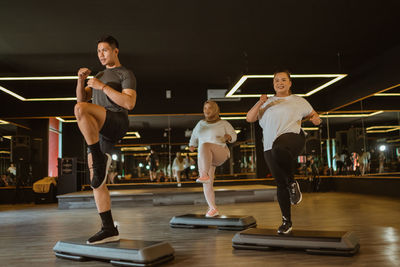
[320,111,384,118]
[123,131,141,139]
[26,97,77,101]
[56,117,65,122]
[302,127,319,131]
[374,93,400,96]
[225,74,347,98]
[0,76,93,80]
[366,125,400,133]
[121,146,148,152]
[0,85,26,100]
[0,120,10,124]
[240,144,255,148]
[0,76,93,101]
[235,129,241,134]
[366,125,400,130]
[220,116,247,120]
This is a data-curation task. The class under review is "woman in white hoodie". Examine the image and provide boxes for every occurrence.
[189,100,237,217]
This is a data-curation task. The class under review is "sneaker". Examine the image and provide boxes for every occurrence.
[289,180,302,205]
[205,208,219,217]
[196,176,211,184]
[86,226,119,245]
[277,219,292,235]
[91,153,112,189]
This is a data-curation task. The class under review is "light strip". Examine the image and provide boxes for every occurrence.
[0,85,26,100]
[0,76,94,80]
[305,75,347,96]
[388,139,400,143]
[226,74,347,98]
[55,117,76,123]
[220,116,247,120]
[0,150,11,154]
[53,118,77,123]
[121,146,148,151]
[26,97,77,101]
[2,136,12,140]
[0,119,10,124]
[366,126,400,133]
[366,125,400,130]
[302,127,319,130]
[320,111,384,118]
[123,131,141,139]
[374,93,400,96]
[0,76,93,101]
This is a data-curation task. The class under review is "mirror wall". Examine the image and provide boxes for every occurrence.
[111,114,256,184]
[1,87,399,188]
[319,86,400,176]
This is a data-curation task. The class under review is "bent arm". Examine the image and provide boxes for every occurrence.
[246,101,264,122]
[224,121,237,143]
[304,110,322,125]
[102,86,137,110]
[76,81,92,102]
[189,123,199,147]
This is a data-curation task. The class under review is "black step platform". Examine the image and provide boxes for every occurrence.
[232,228,360,256]
[53,238,175,266]
[169,214,257,230]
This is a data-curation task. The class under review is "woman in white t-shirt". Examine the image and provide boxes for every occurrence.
[172,152,185,187]
[189,100,237,217]
[246,70,321,234]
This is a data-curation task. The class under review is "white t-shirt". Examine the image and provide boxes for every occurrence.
[172,157,185,171]
[258,94,313,151]
[189,120,237,148]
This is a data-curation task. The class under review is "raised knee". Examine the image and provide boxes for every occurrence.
[200,143,213,150]
[74,102,88,119]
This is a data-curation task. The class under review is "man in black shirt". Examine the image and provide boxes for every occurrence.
[75,35,137,244]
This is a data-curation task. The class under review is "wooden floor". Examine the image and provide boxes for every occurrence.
[0,192,399,266]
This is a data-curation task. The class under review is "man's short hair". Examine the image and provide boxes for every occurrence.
[97,35,119,49]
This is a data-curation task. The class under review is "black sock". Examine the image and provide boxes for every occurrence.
[88,142,105,166]
[99,210,115,229]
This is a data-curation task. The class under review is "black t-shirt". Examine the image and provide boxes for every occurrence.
[92,66,136,113]
[149,154,159,166]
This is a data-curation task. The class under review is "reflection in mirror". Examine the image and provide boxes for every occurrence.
[0,121,14,187]
[113,114,256,185]
[322,85,400,176]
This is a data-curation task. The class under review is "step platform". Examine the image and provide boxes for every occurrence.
[169,214,257,230]
[232,228,360,256]
[53,238,175,266]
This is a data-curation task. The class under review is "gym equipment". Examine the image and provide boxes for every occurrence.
[53,238,175,266]
[170,214,256,230]
[232,228,359,256]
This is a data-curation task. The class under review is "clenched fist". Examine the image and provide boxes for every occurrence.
[259,94,268,104]
[77,68,91,81]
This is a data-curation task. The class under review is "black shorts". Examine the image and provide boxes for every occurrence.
[88,110,129,155]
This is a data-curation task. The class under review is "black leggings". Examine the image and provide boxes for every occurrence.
[264,132,305,222]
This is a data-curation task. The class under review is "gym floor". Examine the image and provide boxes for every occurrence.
[0,192,399,267]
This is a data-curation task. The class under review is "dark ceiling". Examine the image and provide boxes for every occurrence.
[0,0,399,123]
